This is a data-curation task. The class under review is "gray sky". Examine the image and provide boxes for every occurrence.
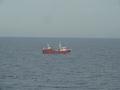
[0,0,120,38]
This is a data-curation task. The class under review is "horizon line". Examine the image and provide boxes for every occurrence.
[0,36,120,39]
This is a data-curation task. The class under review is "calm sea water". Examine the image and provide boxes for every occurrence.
[0,38,120,90]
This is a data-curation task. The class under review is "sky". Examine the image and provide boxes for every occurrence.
[0,0,120,38]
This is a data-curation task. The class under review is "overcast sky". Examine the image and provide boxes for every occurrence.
[0,0,120,38]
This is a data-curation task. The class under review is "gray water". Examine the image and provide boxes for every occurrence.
[0,38,120,90]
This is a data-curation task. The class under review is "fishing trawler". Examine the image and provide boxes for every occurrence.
[42,43,71,54]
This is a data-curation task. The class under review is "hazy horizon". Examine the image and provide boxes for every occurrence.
[0,0,120,38]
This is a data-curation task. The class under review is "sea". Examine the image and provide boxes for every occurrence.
[0,37,120,90]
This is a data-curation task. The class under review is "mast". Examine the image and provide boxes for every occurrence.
[47,43,51,49]
[59,42,62,49]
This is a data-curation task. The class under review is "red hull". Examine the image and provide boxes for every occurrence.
[42,43,71,54]
[42,49,71,54]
